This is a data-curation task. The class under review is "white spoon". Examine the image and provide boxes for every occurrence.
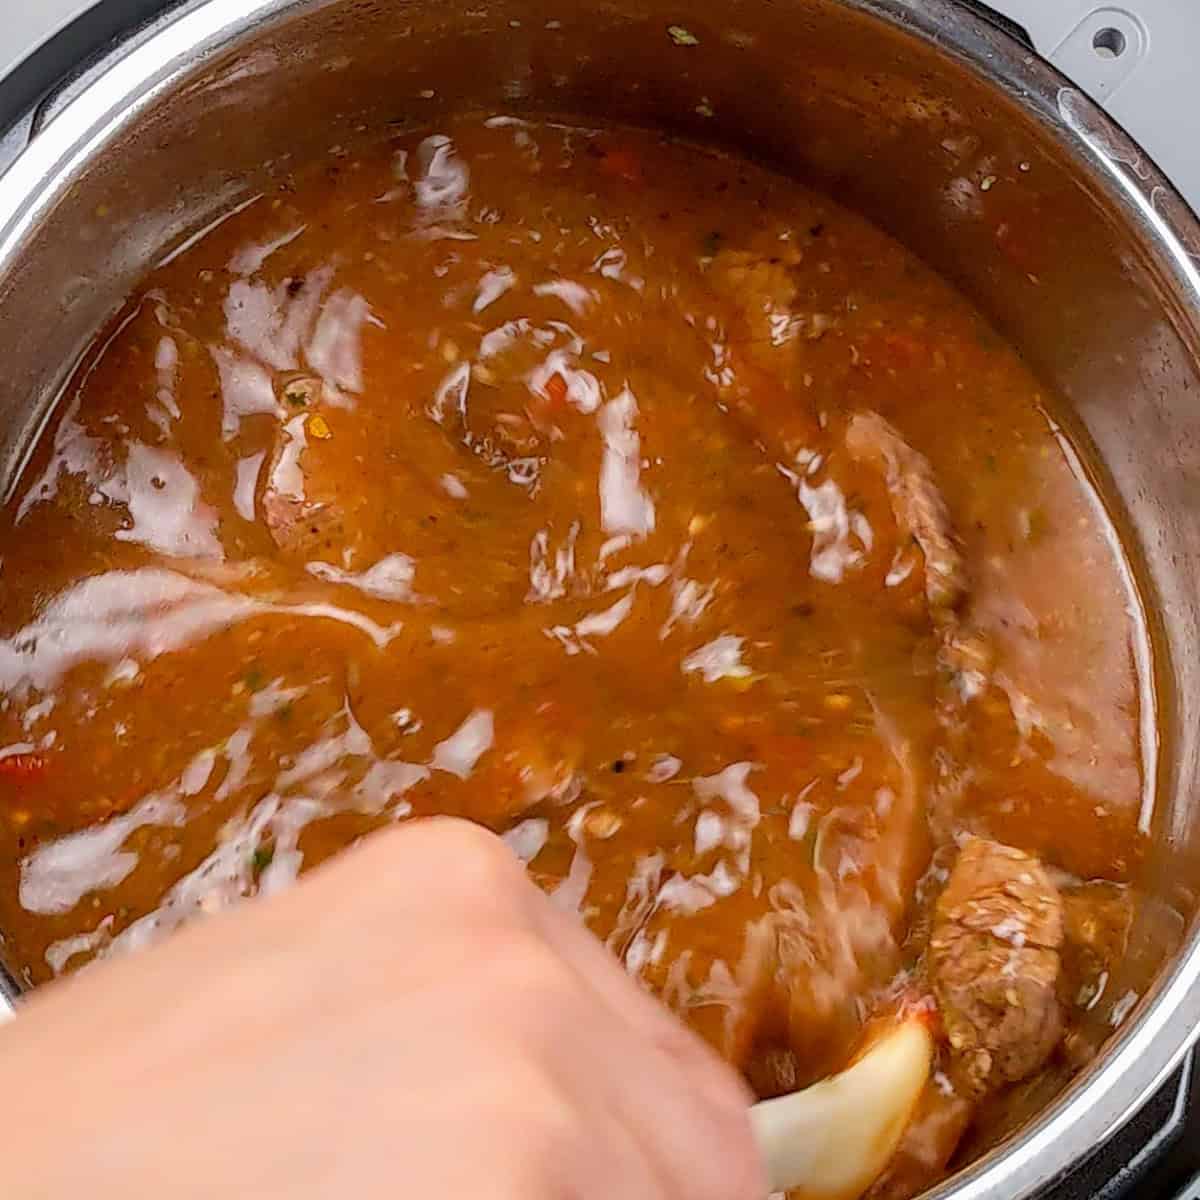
[748,1018,934,1198]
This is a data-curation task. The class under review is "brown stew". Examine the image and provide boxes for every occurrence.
[0,116,1149,1195]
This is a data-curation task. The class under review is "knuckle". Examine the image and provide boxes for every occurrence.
[357,817,527,907]
[420,817,525,894]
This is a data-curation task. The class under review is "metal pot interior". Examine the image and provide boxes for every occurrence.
[0,0,1199,1194]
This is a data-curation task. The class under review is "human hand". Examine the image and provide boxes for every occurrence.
[0,817,765,1199]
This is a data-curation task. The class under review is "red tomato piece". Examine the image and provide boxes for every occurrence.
[598,146,642,184]
[0,753,47,781]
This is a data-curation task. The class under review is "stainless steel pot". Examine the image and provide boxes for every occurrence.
[0,1,1198,1195]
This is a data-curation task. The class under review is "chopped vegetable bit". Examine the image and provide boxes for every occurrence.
[543,372,569,408]
[863,329,928,371]
[583,807,623,839]
[1023,507,1049,543]
[244,668,265,692]
[725,674,760,692]
[668,24,700,45]
[252,845,275,875]
[307,413,333,440]
[0,753,48,781]
[283,378,317,407]
[598,146,642,184]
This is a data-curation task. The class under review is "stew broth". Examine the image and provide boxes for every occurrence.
[0,116,1148,1194]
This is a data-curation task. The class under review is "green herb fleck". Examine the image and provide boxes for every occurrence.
[244,667,265,692]
[668,24,699,45]
[252,845,275,875]
[1024,506,1049,544]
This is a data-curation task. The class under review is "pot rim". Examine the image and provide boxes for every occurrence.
[0,1,1198,1194]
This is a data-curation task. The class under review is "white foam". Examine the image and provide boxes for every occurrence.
[307,553,418,602]
[115,444,223,559]
[431,709,495,779]
[598,389,655,536]
[503,818,549,863]
[474,266,516,313]
[682,635,751,683]
[20,794,186,915]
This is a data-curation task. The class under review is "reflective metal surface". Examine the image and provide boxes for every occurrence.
[0,0,1198,1194]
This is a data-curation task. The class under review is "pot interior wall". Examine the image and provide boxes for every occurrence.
[1,0,1198,1177]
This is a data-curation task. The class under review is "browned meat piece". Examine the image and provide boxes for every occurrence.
[930,837,1064,1096]
[261,494,344,558]
[259,397,397,564]
[706,247,803,365]
[261,409,352,558]
[938,628,996,705]
[845,410,967,616]
[699,244,827,459]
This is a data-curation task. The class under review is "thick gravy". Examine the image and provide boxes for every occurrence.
[0,116,1148,1195]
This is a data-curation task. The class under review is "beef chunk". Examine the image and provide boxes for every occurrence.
[930,838,1064,1095]
[697,243,827,458]
[259,401,395,565]
[705,244,825,384]
[845,410,967,616]
[707,248,801,358]
[939,628,995,701]
[261,410,350,558]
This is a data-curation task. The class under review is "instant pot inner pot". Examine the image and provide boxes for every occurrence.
[1,0,1199,1191]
